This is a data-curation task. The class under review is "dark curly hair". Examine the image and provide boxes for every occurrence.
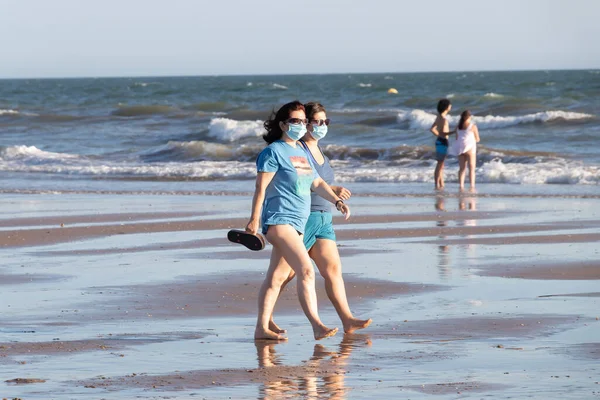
[263,100,305,144]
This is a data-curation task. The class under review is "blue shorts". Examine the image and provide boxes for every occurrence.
[303,211,336,250]
[435,141,448,161]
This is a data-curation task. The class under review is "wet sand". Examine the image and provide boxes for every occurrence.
[1,193,599,399]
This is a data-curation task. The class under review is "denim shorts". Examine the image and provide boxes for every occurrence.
[303,211,336,250]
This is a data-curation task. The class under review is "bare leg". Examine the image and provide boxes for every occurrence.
[434,160,445,189]
[255,245,294,340]
[268,269,295,334]
[467,149,477,189]
[261,225,338,340]
[458,154,467,190]
[310,239,372,333]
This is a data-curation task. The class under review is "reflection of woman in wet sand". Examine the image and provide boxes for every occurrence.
[265,102,371,336]
[246,101,351,341]
[255,333,371,400]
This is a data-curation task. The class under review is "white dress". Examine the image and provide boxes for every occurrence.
[452,123,477,156]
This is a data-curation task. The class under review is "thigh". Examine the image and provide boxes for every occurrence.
[458,154,467,167]
[309,238,342,277]
[266,244,293,283]
[266,225,313,273]
[468,150,477,167]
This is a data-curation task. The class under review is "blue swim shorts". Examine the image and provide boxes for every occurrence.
[303,211,336,250]
[435,138,448,162]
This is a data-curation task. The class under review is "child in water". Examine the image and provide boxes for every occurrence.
[429,99,453,189]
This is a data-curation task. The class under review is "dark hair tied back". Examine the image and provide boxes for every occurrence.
[458,110,472,130]
[304,102,326,120]
[263,100,305,144]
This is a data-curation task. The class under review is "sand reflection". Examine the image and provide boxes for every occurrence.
[256,333,371,399]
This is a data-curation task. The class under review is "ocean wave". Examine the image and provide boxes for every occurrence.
[0,109,21,116]
[272,83,288,90]
[208,118,264,142]
[0,145,80,162]
[358,83,372,87]
[111,105,178,117]
[141,141,262,162]
[483,92,504,99]
[0,109,39,117]
[332,160,599,185]
[397,109,595,130]
[1,145,598,185]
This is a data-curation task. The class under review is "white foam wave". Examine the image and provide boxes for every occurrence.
[0,158,257,180]
[0,109,20,116]
[272,83,288,90]
[1,150,598,185]
[397,109,595,130]
[0,145,79,162]
[358,83,372,87]
[208,118,263,142]
[331,159,600,185]
[483,92,504,98]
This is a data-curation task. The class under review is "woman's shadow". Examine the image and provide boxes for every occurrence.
[255,333,372,399]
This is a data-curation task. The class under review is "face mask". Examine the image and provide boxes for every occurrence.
[286,123,307,141]
[311,125,328,140]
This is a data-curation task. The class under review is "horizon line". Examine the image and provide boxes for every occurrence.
[0,67,598,81]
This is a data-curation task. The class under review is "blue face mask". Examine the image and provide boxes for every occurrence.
[286,123,307,141]
[311,125,328,140]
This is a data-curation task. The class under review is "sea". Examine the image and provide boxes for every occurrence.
[1,70,599,197]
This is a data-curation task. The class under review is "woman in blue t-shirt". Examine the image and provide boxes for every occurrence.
[266,102,372,335]
[246,100,351,341]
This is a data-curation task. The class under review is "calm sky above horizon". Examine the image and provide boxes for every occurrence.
[1,0,598,78]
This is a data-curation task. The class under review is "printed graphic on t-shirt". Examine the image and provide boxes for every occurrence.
[290,156,313,195]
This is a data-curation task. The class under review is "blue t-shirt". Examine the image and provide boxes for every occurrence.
[299,140,335,213]
[257,140,318,234]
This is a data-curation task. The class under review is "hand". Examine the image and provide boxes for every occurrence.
[334,186,352,201]
[337,202,351,220]
[246,218,259,235]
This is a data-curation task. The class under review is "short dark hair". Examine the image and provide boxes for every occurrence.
[304,102,326,120]
[437,99,451,114]
[262,100,305,144]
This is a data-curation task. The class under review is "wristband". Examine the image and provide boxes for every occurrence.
[335,200,344,209]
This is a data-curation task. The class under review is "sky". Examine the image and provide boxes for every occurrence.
[1,0,598,78]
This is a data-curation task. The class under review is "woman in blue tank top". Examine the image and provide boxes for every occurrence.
[246,101,351,341]
[262,102,372,335]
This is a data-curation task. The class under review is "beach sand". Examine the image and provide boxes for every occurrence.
[0,192,598,399]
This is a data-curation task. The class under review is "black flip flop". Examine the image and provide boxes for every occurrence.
[227,229,266,251]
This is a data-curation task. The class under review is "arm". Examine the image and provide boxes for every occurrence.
[245,172,275,234]
[330,185,352,201]
[473,125,480,143]
[311,177,351,219]
[429,121,440,137]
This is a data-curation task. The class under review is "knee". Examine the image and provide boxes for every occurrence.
[269,272,291,288]
[297,266,315,282]
[321,263,342,281]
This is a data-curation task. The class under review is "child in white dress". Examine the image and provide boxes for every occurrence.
[453,110,480,190]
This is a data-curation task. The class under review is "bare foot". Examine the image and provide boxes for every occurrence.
[254,327,287,341]
[343,318,372,334]
[269,319,286,334]
[314,326,338,340]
